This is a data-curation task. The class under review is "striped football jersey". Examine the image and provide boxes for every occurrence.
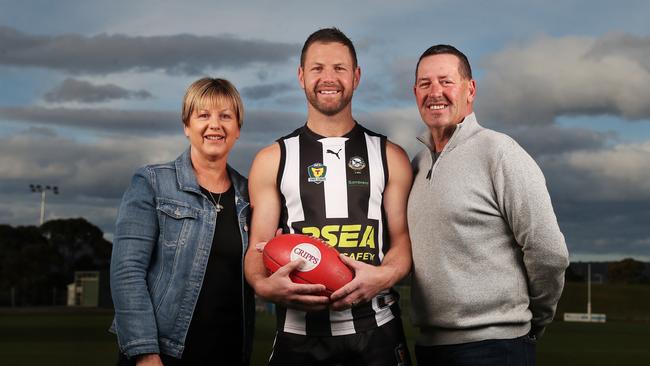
[275,122,401,336]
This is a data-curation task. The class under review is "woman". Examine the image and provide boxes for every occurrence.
[110,78,253,366]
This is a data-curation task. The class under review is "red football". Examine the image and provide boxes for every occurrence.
[263,233,354,296]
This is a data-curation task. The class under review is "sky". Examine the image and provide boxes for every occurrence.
[1,0,649,262]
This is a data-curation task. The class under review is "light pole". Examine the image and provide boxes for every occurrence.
[29,184,59,225]
[587,263,592,321]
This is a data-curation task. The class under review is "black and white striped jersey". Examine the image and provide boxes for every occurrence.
[275,122,401,336]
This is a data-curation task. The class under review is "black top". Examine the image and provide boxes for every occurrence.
[181,185,243,364]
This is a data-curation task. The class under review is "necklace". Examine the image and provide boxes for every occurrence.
[206,190,224,213]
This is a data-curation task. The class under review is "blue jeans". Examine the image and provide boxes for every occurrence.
[415,335,536,366]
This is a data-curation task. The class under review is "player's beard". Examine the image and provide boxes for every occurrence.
[305,82,353,116]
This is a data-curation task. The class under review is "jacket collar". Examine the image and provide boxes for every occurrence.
[174,147,249,205]
[416,112,483,153]
[228,164,249,207]
[175,147,201,193]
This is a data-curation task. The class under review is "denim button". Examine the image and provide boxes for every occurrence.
[244,224,248,232]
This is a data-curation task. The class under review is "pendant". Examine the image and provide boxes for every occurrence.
[215,204,224,213]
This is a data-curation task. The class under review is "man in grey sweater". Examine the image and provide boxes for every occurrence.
[407,44,569,365]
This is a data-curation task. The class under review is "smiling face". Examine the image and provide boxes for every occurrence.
[184,97,240,163]
[298,41,360,117]
[414,53,476,132]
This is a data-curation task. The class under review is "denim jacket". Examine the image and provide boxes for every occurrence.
[110,148,254,361]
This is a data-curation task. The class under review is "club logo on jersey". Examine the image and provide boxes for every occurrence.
[290,243,321,272]
[307,163,327,184]
[348,156,366,172]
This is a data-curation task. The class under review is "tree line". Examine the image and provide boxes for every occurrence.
[1,217,647,306]
[0,218,112,306]
[565,258,650,284]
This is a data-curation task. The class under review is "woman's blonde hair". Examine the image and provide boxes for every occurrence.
[181,77,244,127]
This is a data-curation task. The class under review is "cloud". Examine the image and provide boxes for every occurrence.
[0,25,298,75]
[388,58,416,102]
[0,106,179,134]
[2,113,648,259]
[243,109,304,141]
[555,200,650,260]
[0,194,121,235]
[356,106,424,156]
[477,33,650,126]
[0,106,409,233]
[22,125,58,137]
[241,82,293,100]
[0,126,273,233]
[342,57,416,106]
[0,133,185,199]
[505,125,613,157]
[542,140,650,202]
[0,108,307,198]
[587,33,650,74]
[564,141,650,200]
[0,105,305,141]
[43,78,153,103]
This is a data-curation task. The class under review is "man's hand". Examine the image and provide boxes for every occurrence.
[136,354,164,366]
[255,259,330,312]
[329,255,392,311]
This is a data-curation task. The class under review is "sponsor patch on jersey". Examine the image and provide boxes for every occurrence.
[347,179,369,187]
[301,224,376,248]
[307,163,327,184]
[348,156,366,173]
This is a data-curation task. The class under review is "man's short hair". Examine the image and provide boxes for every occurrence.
[300,27,358,68]
[415,44,472,81]
[181,77,244,127]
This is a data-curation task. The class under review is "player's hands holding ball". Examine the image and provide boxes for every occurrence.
[329,254,392,311]
[255,231,330,312]
[258,259,331,311]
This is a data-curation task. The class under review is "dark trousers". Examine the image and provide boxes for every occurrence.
[269,318,412,366]
[415,335,536,366]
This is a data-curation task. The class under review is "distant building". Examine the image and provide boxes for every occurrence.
[67,271,99,307]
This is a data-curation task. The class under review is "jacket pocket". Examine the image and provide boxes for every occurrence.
[156,199,198,247]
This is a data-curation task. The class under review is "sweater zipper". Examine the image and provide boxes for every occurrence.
[425,123,462,182]
[425,150,435,180]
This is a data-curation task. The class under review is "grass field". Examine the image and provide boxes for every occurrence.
[1,283,649,365]
[556,282,650,321]
[0,309,116,366]
[1,308,649,365]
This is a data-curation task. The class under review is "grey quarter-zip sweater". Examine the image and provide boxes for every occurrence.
[407,112,569,346]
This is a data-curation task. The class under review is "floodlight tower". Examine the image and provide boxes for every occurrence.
[29,184,59,225]
[587,263,592,321]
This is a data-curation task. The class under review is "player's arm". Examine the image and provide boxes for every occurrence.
[330,141,413,309]
[244,143,329,311]
[372,141,414,287]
